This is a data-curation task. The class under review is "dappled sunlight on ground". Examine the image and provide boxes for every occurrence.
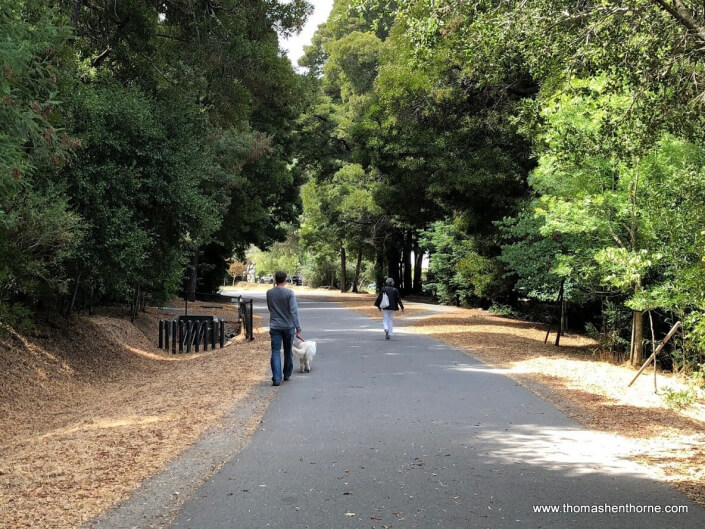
[473,424,643,476]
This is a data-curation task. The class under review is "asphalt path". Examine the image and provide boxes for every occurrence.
[167,292,705,529]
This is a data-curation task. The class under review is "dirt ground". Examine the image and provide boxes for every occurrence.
[0,302,270,529]
[2,286,704,528]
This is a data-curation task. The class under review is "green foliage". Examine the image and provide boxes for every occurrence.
[248,237,303,278]
[323,31,383,101]
[419,219,475,305]
[0,3,71,178]
[0,3,78,322]
[59,80,221,302]
[2,0,312,320]
[661,386,698,410]
[691,365,705,390]
[584,300,632,360]
[488,303,521,319]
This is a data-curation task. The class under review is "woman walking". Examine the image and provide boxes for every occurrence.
[374,278,405,340]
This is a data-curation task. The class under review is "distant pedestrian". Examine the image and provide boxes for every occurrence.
[374,278,404,340]
[266,271,302,386]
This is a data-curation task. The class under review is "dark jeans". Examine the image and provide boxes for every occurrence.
[270,327,294,383]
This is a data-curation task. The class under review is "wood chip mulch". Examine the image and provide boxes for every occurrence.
[0,304,270,529]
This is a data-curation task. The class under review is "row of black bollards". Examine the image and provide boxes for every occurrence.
[158,298,254,351]
[158,318,225,354]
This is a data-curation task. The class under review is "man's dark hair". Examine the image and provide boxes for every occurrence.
[274,270,287,284]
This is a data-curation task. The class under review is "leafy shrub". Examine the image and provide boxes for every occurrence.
[489,303,522,319]
[661,386,697,409]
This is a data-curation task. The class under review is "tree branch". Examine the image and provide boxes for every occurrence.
[91,45,113,67]
[651,0,705,45]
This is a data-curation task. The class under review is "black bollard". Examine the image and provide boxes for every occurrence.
[171,320,177,355]
[195,321,201,352]
[203,322,209,352]
[186,321,194,353]
[220,319,225,348]
[158,320,164,349]
[248,300,254,340]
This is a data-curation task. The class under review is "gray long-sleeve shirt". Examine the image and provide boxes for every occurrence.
[266,286,301,331]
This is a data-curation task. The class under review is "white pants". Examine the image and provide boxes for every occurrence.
[382,309,395,336]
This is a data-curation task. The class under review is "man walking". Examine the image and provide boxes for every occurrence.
[266,271,302,386]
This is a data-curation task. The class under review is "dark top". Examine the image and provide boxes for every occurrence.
[374,285,404,311]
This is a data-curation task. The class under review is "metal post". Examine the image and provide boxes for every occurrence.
[220,319,225,348]
[164,321,169,350]
[159,320,164,349]
[171,320,177,355]
[211,319,216,349]
[193,321,199,352]
[186,321,194,353]
[178,320,184,353]
[249,299,254,340]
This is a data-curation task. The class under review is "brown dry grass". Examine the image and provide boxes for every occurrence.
[386,307,705,505]
[0,304,270,529]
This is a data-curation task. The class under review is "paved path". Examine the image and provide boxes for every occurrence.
[167,293,704,529]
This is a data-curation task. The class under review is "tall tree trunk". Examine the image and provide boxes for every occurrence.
[374,241,384,291]
[413,239,423,294]
[630,310,645,367]
[403,230,413,296]
[340,244,347,292]
[187,252,199,302]
[71,0,82,27]
[130,283,140,322]
[67,271,83,316]
[352,247,363,293]
[387,230,402,288]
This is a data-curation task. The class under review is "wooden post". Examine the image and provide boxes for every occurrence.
[159,320,164,349]
[628,321,681,387]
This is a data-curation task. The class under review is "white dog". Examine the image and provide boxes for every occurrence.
[292,337,317,373]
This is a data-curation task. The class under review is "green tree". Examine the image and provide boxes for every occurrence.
[0,3,79,325]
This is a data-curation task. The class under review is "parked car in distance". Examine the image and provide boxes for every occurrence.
[259,274,274,284]
[291,275,303,286]
[367,282,377,291]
